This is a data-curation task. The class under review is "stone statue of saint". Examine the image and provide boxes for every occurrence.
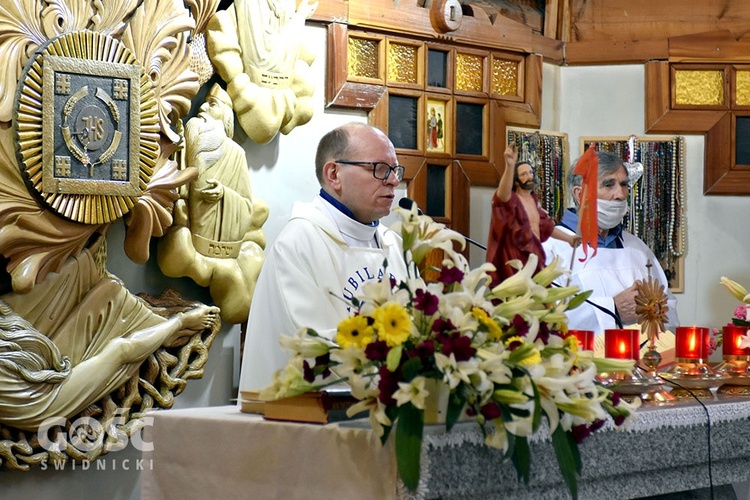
[158,84,269,324]
[206,0,318,144]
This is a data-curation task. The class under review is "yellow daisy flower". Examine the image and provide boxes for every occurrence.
[472,307,503,340]
[518,349,542,367]
[563,335,579,352]
[336,315,375,349]
[504,335,524,348]
[373,302,412,347]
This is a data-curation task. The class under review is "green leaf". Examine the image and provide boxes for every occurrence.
[733,318,750,327]
[445,390,467,432]
[511,435,531,485]
[551,426,581,500]
[380,406,400,445]
[566,290,593,311]
[401,357,423,382]
[395,403,424,492]
[528,375,542,432]
[386,345,403,372]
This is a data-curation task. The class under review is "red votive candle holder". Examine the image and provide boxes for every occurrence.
[604,329,639,361]
[722,325,750,357]
[566,330,595,351]
[675,326,709,360]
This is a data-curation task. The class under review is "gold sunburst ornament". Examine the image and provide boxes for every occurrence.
[13,30,159,225]
[635,264,669,371]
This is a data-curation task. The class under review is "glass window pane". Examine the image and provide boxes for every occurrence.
[426,164,446,218]
[348,37,379,79]
[388,43,418,84]
[427,49,447,88]
[492,59,518,96]
[737,71,750,106]
[455,102,483,155]
[736,116,750,164]
[456,53,483,92]
[388,95,418,150]
[674,70,724,106]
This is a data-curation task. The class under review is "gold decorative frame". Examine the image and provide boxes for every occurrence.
[14,31,159,225]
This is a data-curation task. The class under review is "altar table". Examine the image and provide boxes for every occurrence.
[140,396,750,499]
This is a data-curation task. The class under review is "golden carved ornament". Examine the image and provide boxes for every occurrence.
[14,30,159,225]
[0,0,144,124]
[119,0,200,145]
[635,270,669,345]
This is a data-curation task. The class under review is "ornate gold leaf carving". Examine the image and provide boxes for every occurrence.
[120,0,198,144]
[90,0,144,37]
[185,0,219,86]
[0,0,46,122]
[40,0,92,36]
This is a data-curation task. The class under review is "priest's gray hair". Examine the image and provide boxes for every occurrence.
[567,150,627,207]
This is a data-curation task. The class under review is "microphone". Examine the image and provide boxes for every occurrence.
[398,197,487,251]
[398,197,422,215]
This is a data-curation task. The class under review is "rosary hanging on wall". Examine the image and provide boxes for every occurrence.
[506,127,568,223]
[582,135,687,292]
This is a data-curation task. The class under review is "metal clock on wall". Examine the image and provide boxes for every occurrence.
[14,30,159,225]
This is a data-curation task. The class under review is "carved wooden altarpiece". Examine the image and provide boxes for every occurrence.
[0,0,223,471]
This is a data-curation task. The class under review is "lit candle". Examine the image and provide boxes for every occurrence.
[722,325,749,357]
[675,326,709,360]
[604,329,639,361]
[566,330,594,351]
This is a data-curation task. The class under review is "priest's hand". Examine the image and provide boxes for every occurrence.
[614,281,642,324]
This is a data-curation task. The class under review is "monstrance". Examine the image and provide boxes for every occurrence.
[631,264,675,401]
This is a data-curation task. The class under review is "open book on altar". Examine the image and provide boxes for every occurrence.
[240,385,365,424]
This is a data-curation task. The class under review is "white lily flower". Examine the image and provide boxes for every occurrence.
[491,293,537,321]
[278,328,332,357]
[721,276,750,303]
[468,369,494,398]
[331,345,370,375]
[490,254,548,300]
[484,422,509,452]
[478,355,512,385]
[533,255,570,287]
[540,398,560,433]
[505,404,534,437]
[393,376,430,409]
[435,352,479,389]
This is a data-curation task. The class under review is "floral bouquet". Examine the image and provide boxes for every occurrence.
[260,205,640,498]
[719,276,750,348]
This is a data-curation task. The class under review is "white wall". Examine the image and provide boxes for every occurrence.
[7,22,750,499]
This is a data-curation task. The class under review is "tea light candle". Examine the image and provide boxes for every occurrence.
[675,326,709,360]
[722,325,749,357]
[604,329,639,361]
[566,330,594,351]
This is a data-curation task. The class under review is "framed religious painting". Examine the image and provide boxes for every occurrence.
[581,135,686,293]
[425,96,451,156]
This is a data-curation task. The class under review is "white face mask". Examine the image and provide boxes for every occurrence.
[597,199,628,230]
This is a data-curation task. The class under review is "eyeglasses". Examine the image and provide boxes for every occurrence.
[335,160,405,182]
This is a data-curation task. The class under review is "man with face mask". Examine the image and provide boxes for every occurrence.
[543,150,679,334]
[486,144,578,288]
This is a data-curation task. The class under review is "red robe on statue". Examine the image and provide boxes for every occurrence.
[486,190,555,288]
